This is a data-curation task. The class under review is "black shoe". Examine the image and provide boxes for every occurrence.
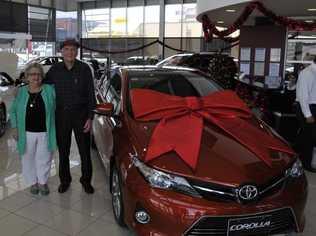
[81,182,94,194]
[58,183,70,193]
[305,167,316,173]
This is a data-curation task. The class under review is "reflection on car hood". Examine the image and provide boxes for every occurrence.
[128,117,293,187]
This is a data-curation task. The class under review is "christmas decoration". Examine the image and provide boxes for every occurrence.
[202,1,316,42]
[207,55,238,89]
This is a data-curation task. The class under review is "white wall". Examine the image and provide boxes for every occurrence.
[196,0,250,20]
[0,52,18,80]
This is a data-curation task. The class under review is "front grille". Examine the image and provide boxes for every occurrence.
[184,208,297,236]
[187,173,288,204]
[188,179,237,202]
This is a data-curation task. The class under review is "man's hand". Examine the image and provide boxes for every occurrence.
[306,116,315,124]
[83,119,92,133]
[12,128,18,141]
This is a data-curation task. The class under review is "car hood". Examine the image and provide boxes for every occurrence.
[128,117,294,187]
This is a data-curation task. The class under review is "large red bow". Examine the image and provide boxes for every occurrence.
[130,89,294,170]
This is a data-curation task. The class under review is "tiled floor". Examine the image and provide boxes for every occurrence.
[0,129,133,236]
[0,86,316,236]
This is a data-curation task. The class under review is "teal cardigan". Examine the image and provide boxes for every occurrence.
[9,84,57,155]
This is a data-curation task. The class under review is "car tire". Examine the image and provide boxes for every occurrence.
[111,165,126,227]
[0,104,6,137]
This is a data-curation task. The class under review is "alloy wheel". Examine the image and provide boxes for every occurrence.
[111,166,125,226]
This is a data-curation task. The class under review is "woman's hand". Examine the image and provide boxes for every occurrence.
[306,116,315,124]
[12,128,18,141]
[83,119,92,133]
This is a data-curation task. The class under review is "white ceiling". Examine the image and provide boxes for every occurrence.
[196,0,316,27]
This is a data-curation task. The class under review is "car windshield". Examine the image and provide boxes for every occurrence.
[158,55,191,67]
[129,70,221,97]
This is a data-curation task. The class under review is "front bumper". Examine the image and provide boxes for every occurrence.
[121,165,308,236]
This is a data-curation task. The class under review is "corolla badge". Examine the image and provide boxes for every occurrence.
[238,185,258,200]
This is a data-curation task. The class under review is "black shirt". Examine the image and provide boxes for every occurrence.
[45,60,96,118]
[25,91,46,132]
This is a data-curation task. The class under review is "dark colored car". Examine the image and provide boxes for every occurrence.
[0,72,14,87]
[0,97,6,137]
[157,53,238,89]
[123,56,159,66]
[92,66,307,236]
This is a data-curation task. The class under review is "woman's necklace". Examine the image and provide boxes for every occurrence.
[29,92,40,108]
[28,86,42,108]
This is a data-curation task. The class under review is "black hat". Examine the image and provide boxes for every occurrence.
[60,39,80,49]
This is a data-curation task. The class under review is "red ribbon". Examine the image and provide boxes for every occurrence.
[130,89,294,170]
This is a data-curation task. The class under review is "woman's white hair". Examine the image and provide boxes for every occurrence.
[25,63,45,79]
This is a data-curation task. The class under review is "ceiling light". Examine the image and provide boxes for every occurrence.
[307,8,316,11]
[217,21,224,24]
[226,9,236,12]
[305,20,314,23]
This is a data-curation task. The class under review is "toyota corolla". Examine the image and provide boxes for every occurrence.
[92,66,307,236]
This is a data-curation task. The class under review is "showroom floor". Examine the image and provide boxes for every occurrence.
[0,86,315,236]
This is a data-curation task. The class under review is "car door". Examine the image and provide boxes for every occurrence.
[93,73,122,175]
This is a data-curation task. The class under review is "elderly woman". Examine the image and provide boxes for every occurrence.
[10,63,57,195]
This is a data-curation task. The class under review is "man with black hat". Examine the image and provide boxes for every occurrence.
[296,56,316,173]
[46,39,96,193]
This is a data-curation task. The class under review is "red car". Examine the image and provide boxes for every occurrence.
[92,66,307,236]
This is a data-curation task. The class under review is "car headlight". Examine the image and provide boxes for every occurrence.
[287,159,304,178]
[132,156,201,198]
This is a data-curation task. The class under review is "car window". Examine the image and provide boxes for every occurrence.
[109,74,122,94]
[129,71,221,97]
[103,73,122,115]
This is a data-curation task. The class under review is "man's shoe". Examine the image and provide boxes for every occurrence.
[30,184,39,195]
[81,183,94,194]
[58,183,70,193]
[305,167,316,173]
[39,184,50,196]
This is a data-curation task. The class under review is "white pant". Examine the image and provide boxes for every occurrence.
[21,132,53,185]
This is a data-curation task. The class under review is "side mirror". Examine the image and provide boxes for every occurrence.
[94,103,114,116]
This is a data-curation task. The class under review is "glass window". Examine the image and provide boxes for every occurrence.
[30,42,55,57]
[286,36,316,78]
[82,8,110,38]
[29,6,49,20]
[287,39,316,62]
[129,71,221,97]
[28,0,40,5]
[111,8,127,37]
[165,4,182,37]
[41,0,52,8]
[144,5,160,37]
[12,0,26,3]
[182,3,202,37]
[28,6,55,42]
[127,6,144,37]
[56,11,77,42]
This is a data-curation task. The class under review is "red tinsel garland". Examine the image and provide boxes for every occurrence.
[202,1,316,42]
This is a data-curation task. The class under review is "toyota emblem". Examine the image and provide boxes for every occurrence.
[238,185,258,201]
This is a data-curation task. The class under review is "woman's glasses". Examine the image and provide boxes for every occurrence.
[28,73,41,77]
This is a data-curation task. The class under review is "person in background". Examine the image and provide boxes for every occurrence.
[10,63,57,195]
[45,39,96,194]
[296,56,316,172]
